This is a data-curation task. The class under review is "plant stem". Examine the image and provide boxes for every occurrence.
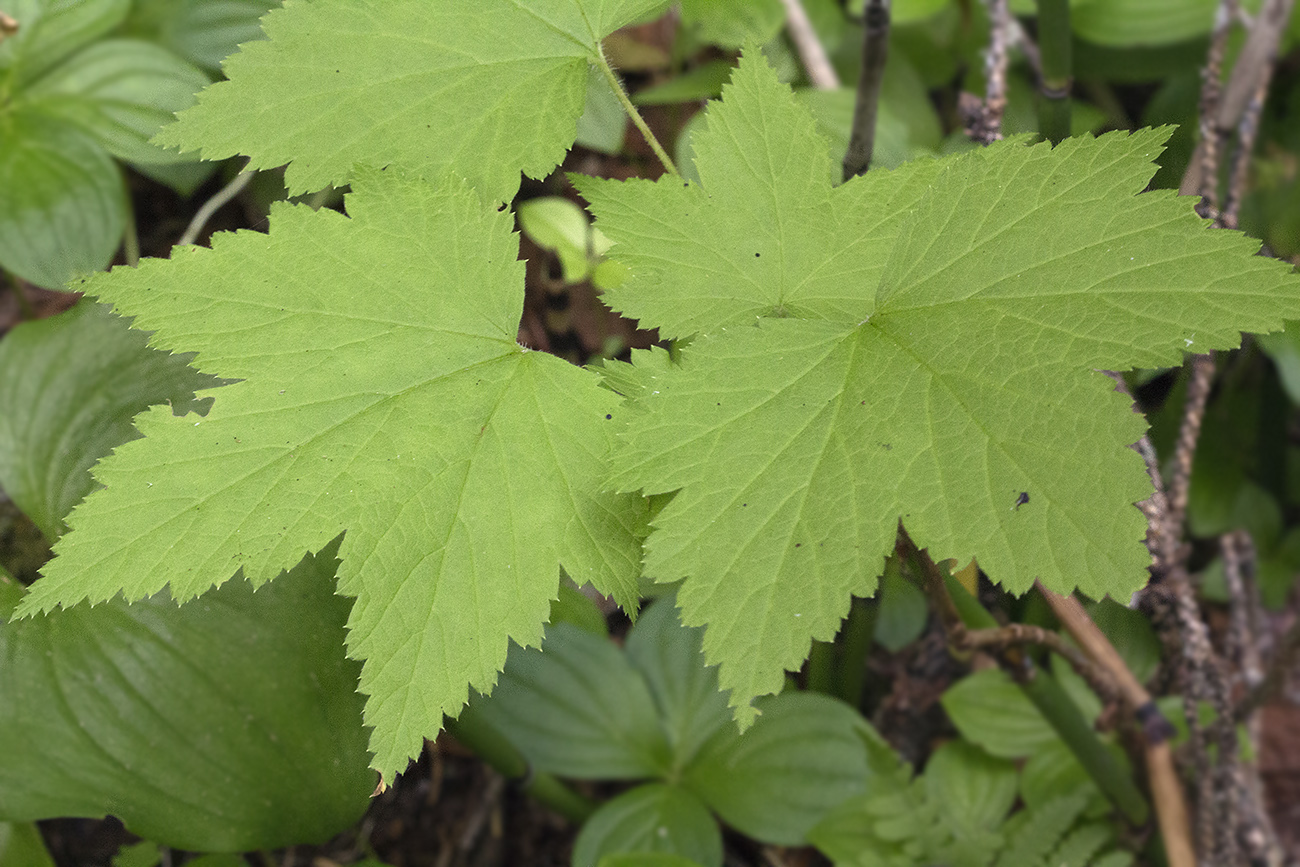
[842,0,890,180]
[837,595,877,708]
[446,707,597,823]
[595,46,679,178]
[1033,0,1072,143]
[122,194,141,268]
[178,165,254,248]
[806,638,836,694]
[1014,659,1150,825]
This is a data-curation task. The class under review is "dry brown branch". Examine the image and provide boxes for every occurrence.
[960,0,1011,144]
[1166,354,1216,535]
[779,0,840,90]
[1036,584,1194,867]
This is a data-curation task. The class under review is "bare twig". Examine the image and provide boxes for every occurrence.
[1238,616,1300,720]
[1215,0,1295,132]
[178,167,255,248]
[780,0,840,90]
[1222,530,1264,691]
[842,0,890,180]
[1166,354,1216,535]
[960,0,1011,144]
[1222,69,1273,230]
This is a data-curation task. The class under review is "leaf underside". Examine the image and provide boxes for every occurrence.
[576,51,1300,722]
[21,169,647,780]
[156,0,672,201]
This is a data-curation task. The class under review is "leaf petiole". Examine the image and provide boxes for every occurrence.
[595,44,680,178]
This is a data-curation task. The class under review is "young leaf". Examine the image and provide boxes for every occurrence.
[578,50,1300,722]
[682,692,877,846]
[157,0,672,201]
[19,168,647,782]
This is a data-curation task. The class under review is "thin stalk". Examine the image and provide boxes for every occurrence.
[837,596,877,708]
[806,639,836,694]
[842,0,890,180]
[122,186,140,268]
[780,0,840,90]
[595,45,679,178]
[178,166,254,247]
[1015,660,1150,825]
[1033,0,1072,143]
[446,708,597,823]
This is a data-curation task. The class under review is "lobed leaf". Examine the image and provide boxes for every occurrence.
[157,0,672,200]
[20,168,647,781]
[582,50,1300,722]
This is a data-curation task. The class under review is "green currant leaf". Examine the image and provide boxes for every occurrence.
[18,169,648,782]
[156,0,672,200]
[580,50,1300,722]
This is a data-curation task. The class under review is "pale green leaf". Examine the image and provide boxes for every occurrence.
[18,169,647,782]
[573,54,946,338]
[581,51,1300,720]
[678,0,785,48]
[576,64,629,155]
[0,302,220,541]
[0,108,124,289]
[24,39,210,166]
[573,784,722,867]
[157,0,672,200]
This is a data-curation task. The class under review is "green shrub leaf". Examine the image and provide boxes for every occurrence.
[624,597,732,773]
[0,0,129,86]
[121,0,276,71]
[157,0,672,200]
[941,669,1058,759]
[18,169,647,782]
[580,49,1300,721]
